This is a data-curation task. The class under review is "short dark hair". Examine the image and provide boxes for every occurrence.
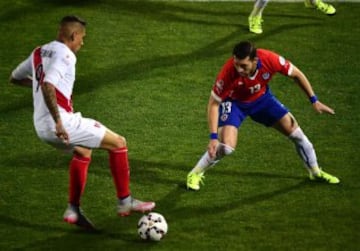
[232,41,257,60]
[60,15,86,26]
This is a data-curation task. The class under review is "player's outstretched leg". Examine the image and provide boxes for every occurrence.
[117,196,155,217]
[304,0,336,15]
[288,127,339,184]
[309,169,340,184]
[63,204,95,230]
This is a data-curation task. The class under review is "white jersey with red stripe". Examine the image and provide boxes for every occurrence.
[12,40,75,131]
[12,40,107,150]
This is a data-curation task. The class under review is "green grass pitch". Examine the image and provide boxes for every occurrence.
[0,0,359,250]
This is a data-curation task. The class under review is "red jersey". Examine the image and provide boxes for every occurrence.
[211,49,293,103]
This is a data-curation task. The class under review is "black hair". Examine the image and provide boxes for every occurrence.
[232,41,257,60]
[60,15,86,26]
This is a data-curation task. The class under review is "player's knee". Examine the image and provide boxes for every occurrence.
[114,135,127,148]
[289,127,304,141]
[216,143,235,158]
[101,132,127,150]
[74,147,92,158]
[223,144,235,156]
[289,127,313,148]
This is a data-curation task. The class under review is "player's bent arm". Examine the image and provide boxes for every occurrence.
[9,76,32,88]
[10,56,33,88]
[41,82,70,143]
[207,95,220,136]
[289,66,316,98]
[207,95,221,158]
[290,66,335,115]
[41,82,62,123]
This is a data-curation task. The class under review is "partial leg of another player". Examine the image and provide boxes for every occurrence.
[248,0,335,35]
[248,0,269,34]
[304,0,336,15]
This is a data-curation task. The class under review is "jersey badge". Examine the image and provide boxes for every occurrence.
[262,72,270,80]
[215,80,224,92]
[220,114,228,122]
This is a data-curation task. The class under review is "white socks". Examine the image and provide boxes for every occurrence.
[191,143,234,174]
[250,0,269,17]
[289,127,321,175]
[190,127,321,176]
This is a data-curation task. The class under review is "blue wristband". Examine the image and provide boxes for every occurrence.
[209,133,218,140]
[309,95,318,104]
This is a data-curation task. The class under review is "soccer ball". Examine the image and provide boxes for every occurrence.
[137,212,168,241]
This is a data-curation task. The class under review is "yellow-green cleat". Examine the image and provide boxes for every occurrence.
[187,172,205,191]
[304,0,336,16]
[309,170,340,184]
[248,15,263,34]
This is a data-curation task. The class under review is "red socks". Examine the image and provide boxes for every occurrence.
[68,154,91,206]
[109,147,130,199]
[68,147,131,206]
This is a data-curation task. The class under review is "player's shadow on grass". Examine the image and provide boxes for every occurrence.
[1,149,306,188]
[0,214,66,233]
[0,213,148,250]
[0,157,336,250]
[72,22,321,97]
[158,178,311,217]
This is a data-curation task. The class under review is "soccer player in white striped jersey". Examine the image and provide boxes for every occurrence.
[249,0,336,34]
[9,15,155,230]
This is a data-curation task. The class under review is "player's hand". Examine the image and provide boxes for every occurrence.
[312,101,335,115]
[55,121,69,144]
[207,139,219,159]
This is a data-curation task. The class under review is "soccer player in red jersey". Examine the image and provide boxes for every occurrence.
[9,15,155,229]
[186,41,339,191]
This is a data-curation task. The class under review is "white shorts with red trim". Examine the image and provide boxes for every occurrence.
[35,112,107,152]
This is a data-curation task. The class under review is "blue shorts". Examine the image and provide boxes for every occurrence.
[218,90,289,128]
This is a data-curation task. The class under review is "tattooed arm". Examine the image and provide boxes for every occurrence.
[41,82,69,144]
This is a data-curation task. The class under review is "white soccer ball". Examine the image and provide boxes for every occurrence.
[137,212,168,241]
